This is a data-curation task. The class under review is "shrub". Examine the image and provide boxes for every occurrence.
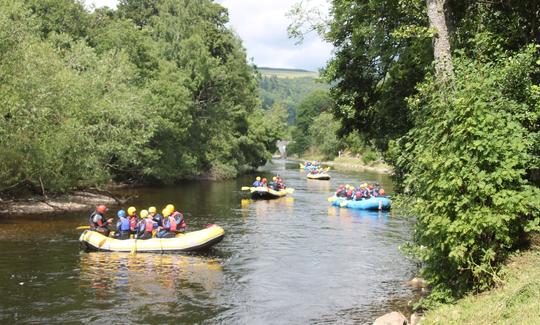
[399,47,540,302]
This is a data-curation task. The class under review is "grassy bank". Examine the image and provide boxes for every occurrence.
[295,156,392,174]
[422,236,540,324]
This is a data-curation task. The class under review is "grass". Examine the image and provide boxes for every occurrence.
[422,236,540,324]
[293,154,392,173]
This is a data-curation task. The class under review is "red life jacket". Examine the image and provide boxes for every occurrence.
[129,216,137,231]
[145,218,154,233]
[168,216,177,232]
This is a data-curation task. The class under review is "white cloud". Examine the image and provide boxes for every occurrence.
[83,0,332,70]
[217,0,332,70]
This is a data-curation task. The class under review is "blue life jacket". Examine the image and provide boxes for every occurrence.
[252,180,261,187]
[117,216,130,231]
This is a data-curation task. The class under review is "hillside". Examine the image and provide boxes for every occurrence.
[257,67,329,125]
[258,67,319,78]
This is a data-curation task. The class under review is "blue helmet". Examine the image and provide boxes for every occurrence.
[117,209,126,218]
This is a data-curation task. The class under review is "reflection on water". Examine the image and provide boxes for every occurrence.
[0,160,416,324]
[80,253,223,294]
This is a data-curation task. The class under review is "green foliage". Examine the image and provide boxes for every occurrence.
[0,0,275,195]
[289,89,333,155]
[308,112,340,160]
[396,48,540,302]
[323,0,433,150]
[259,74,328,125]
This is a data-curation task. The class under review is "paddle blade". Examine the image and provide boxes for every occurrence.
[241,186,251,191]
[285,188,295,194]
[76,226,90,230]
[327,196,336,202]
[339,201,348,207]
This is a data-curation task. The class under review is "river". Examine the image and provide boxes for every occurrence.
[0,160,417,324]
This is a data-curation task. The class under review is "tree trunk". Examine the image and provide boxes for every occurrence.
[426,0,454,82]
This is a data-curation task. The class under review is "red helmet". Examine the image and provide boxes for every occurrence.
[368,185,374,190]
[97,205,107,214]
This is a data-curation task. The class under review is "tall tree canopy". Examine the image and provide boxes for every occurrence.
[0,0,279,196]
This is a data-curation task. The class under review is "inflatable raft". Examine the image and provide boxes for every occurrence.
[307,172,331,180]
[250,186,288,199]
[299,163,320,171]
[79,224,225,253]
[329,196,391,210]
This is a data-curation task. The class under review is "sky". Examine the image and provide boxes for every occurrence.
[83,0,333,71]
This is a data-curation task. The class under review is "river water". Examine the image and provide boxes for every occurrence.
[0,160,417,324]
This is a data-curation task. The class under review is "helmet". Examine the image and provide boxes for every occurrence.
[117,209,126,218]
[166,204,175,212]
[368,185,374,190]
[127,206,136,216]
[362,183,368,188]
[272,176,277,181]
[256,176,261,181]
[97,205,107,214]
[162,208,171,217]
[148,206,157,214]
[379,189,385,196]
[140,209,149,219]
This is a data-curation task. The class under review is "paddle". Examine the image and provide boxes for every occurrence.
[327,196,337,202]
[340,201,349,207]
[76,225,90,230]
[241,186,253,191]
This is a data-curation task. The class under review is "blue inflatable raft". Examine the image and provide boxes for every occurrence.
[329,196,391,210]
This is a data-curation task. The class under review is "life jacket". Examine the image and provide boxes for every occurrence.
[118,216,130,231]
[129,216,137,231]
[144,218,154,233]
[89,211,105,228]
[252,181,261,187]
[355,191,362,200]
[152,214,163,227]
[168,216,178,232]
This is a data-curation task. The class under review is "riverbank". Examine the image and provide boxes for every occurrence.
[420,235,540,324]
[0,191,117,215]
[293,156,392,174]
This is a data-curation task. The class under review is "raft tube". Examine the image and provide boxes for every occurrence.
[307,173,331,180]
[250,186,287,199]
[79,224,225,253]
[329,196,391,210]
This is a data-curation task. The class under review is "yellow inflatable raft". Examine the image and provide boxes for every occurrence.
[79,224,225,253]
[307,172,331,180]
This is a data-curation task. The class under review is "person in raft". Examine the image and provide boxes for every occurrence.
[89,204,113,236]
[127,206,138,235]
[115,209,131,240]
[136,209,154,240]
[166,204,187,232]
[149,206,163,229]
[252,176,262,187]
[260,178,268,187]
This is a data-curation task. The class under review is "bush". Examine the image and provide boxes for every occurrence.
[398,47,540,302]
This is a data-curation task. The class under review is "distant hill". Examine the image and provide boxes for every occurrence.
[257,67,329,125]
[258,67,319,78]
